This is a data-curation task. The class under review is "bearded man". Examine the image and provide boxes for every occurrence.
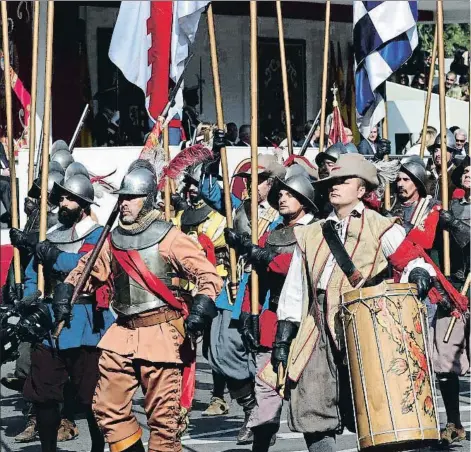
[225,166,318,451]
[21,174,115,452]
[272,154,464,452]
[63,160,222,452]
[200,136,285,444]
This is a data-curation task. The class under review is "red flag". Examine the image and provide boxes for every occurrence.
[328,87,348,145]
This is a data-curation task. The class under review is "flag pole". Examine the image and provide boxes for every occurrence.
[420,25,438,159]
[28,1,39,190]
[318,0,331,154]
[207,4,238,298]
[1,1,21,290]
[276,1,293,156]
[436,0,450,276]
[249,1,259,317]
[37,1,54,295]
[163,126,171,221]
[382,101,391,210]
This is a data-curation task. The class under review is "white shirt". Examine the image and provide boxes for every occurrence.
[277,202,435,323]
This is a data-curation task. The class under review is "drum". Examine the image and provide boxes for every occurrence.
[341,282,440,450]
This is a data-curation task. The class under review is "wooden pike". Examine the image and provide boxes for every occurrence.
[249,2,259,317]
[207,4,238,297]
[276,1,293,156]
[37,0,54,295]
[318,0,331,154]
[436,0,450,277]
[28,2,39,190]
[419,25,438,159]
[1,1,21,290]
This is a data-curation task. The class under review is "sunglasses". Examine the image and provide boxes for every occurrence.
[456,139,466,143]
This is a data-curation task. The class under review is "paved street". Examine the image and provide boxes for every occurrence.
[1,350,470,452]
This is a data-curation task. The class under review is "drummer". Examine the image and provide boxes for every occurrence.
[271,154,455,452]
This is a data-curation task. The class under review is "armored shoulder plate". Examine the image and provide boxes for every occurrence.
[451,199,471,224]
[111,219,173,250]
[181,204,214,227]
[47,222,101,244]
[266,225,297,247]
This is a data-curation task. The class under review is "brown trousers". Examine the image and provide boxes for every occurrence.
[93,350,183,452]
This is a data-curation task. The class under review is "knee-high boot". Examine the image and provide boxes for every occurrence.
[35,402,61,452]
[85,407,105,452]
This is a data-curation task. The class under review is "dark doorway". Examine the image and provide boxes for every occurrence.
[258,37,306,144]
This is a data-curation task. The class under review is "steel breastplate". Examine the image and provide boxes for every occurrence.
[233,199,251,235]
[111,220,173,250]
[181,204,213,228]
[112,244,174,317]
[47,222,100,253]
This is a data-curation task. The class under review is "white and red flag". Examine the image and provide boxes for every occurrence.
[108,1,208,122]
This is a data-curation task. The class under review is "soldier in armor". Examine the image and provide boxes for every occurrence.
[199,131,286,444]
[63,159,222,452]
[426,130,458,201]
[1,169,64,444]
[21,173,115,452]
[431,156,470,445]
[225,167,318,451]
[272,154,464,452]
[172,161,231,417]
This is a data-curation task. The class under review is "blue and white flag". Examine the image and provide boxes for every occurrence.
[354,1,418,138]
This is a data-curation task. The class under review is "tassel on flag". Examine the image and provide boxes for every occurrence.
[328,85,349,145]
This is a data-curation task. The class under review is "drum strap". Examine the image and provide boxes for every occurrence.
[322,220,365,289]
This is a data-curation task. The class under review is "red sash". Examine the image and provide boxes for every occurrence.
[79,243,112,310]
[110,240,195,409]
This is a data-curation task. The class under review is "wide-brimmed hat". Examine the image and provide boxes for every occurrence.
[233,153,286,179]
[315,153,379,188]
[451,155,470,188]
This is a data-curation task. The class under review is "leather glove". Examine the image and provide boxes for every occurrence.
[247,245,278,270]
[408,267,432,301]
[171,193,189,212]
[24,197,38,217]
[52,283,74,328]
[375,139,391,160]
[239,311,260,353]
[224,228,252,255]
[432,277,453,315]
[185,294,217,341]
[212,128,226,154]
[271,320,298,373]
[10,228,38,251]
[439,210,470,249]
[16,290,42,314]
[35,240,61,268]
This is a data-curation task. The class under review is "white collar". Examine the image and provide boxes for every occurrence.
[75,216,97,237]
[296,213,314,225]
[328,202,365,223]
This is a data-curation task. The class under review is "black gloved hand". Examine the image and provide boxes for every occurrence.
[52,283,74,328]
[24,197,38,217]
[408,267,432,301]
[171,193,189,212]
[432,277,453,315]
[271,320,298,373]
[10,228,38,251]
[35,240,61,268]
[247,245,278,270]
[16,290,42,314]
[186,294,217,341]
[239,311,260,353]
[438,209,456,229]
[212,128,226,154]
[224,228,252,255]
[375,139,391,160]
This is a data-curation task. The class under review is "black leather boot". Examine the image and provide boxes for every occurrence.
[252,425,278,451]
[85,407,105,452]
[236,392,256,445]
[35,402,61,452]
